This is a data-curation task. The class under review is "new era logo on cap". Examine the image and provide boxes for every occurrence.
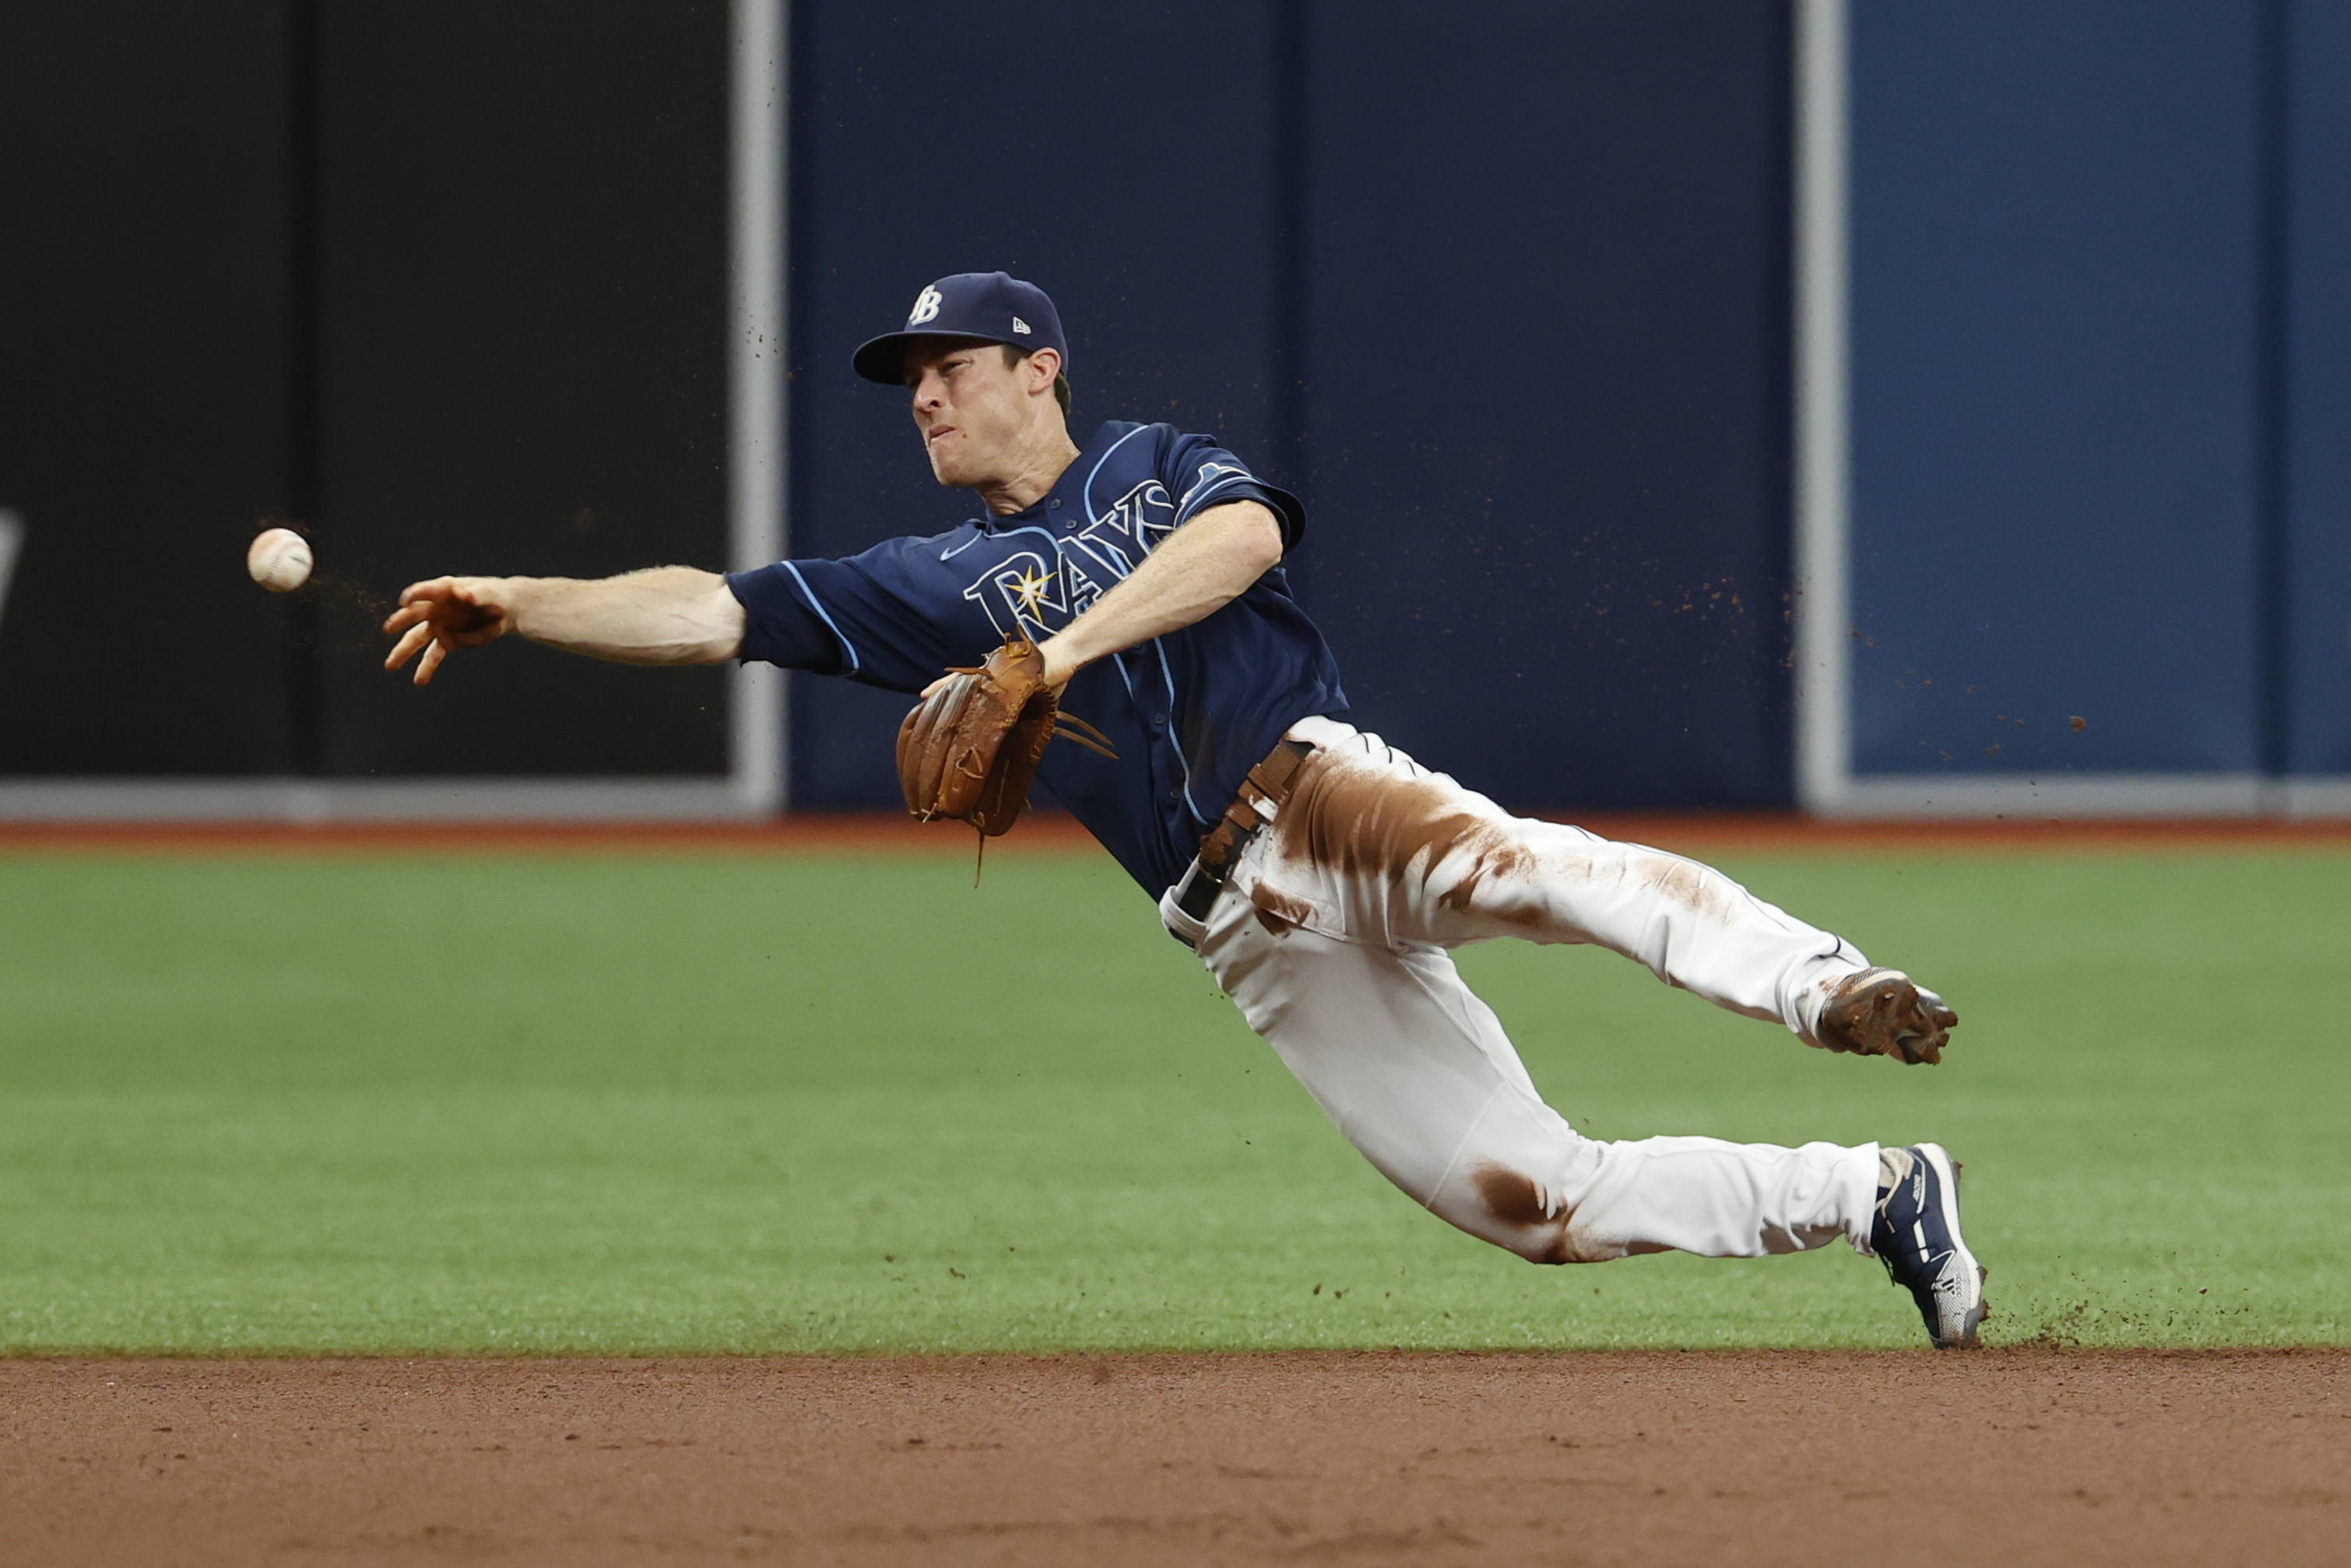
[853,272,1068,385]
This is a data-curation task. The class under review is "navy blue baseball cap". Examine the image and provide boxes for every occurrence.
[852,272,1067,385]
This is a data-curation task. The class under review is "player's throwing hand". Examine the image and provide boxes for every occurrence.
[382,576,517,685]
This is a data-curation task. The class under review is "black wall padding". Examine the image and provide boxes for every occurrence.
[312,2,730,777]
[0,2,301,774]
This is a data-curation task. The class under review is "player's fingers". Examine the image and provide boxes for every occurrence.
[385,621,434,671]
[398,576,459,607]
[414,638,448,686]
[382,601,429,636]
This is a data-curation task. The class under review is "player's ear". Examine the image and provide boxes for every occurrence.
[1026,346,1063,397]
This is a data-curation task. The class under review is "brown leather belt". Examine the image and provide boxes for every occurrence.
[1171,737,1315,929]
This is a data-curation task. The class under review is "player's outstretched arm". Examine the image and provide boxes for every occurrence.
[1028,500,1282,687]
[382,568,746,687]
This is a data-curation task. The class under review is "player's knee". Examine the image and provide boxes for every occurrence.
[1491,1229,1629,1266]
[1461,1164,1622,1264]
[1495,1233,1576,1266]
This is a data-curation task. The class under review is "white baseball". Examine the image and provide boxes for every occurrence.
[247,527,312,592]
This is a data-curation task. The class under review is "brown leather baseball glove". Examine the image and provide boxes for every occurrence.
[896,638,1115,838]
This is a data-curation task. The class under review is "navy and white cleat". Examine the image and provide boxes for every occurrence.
[1872,1143,1987,1348]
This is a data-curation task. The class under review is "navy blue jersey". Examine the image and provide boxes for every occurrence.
[727,420,1348,895]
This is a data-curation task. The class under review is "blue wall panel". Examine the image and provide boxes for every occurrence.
[1850,2,2264,777]
[786,0,1286,808]
[2287,2,2351,773]
[1295,0,1794,809]
[787,1,1794,813]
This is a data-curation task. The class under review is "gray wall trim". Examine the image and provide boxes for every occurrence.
[2282,779,2351,818]
[726,0,787,814]
[1828,773,2276,818]
[6,773,2339,825]
[0,779,762,823]
[1832,775,2351,818]
[1792,0,1852,814]
[0,511,21,636]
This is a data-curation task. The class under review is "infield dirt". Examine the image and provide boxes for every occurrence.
[5,1349,2342,1566]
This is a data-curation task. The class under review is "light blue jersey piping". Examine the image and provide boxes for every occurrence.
[782,561,862,676]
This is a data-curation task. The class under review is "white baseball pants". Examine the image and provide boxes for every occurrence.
[1160,716,1883,1264]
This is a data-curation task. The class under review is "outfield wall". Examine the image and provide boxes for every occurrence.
[2,2,2343,818]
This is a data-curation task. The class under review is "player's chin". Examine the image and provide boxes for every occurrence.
[925,439,981,487]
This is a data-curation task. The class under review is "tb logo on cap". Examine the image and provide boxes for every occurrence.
[907,286,943,326]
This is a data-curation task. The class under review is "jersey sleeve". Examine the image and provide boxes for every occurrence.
[726,563,848,675]
[1161,430,1308,551]
[724,529,972,694]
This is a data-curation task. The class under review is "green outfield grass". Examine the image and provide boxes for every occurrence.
[0,840,2343,1354]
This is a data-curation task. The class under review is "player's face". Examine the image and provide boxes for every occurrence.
[903,338,1032,489]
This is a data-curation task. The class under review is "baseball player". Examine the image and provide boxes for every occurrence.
[384,272,1987,1348]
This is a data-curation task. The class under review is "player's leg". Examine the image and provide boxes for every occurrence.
[1255,717,1952,1060]
[1176,884,1879,1264]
